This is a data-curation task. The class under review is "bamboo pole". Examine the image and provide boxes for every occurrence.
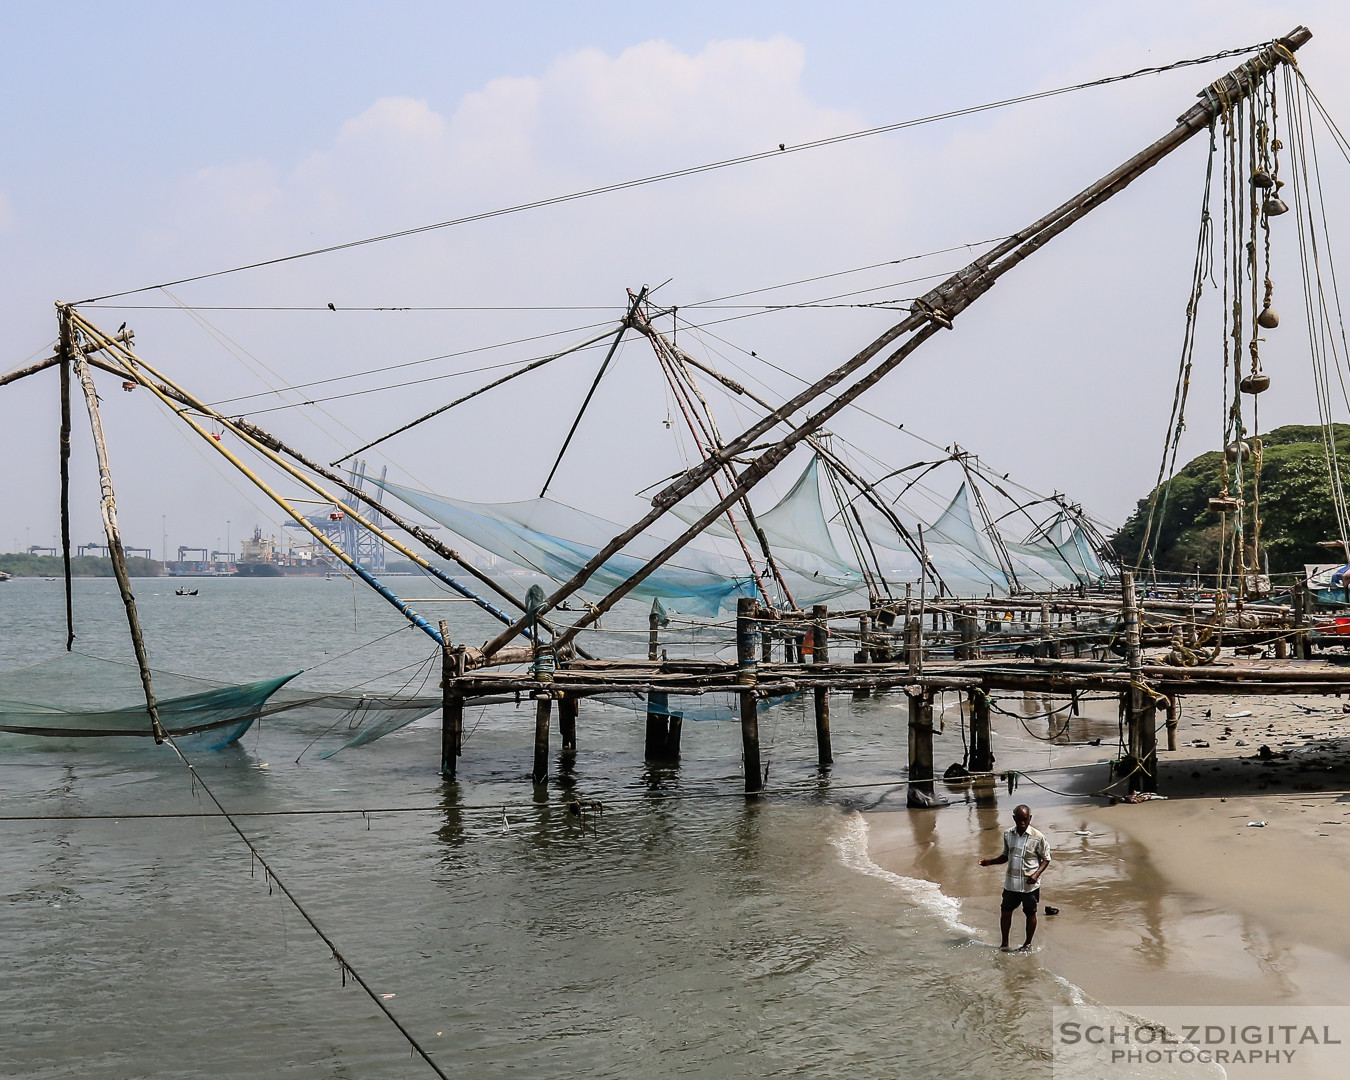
[58,319,74,651]
[63,308,165,742]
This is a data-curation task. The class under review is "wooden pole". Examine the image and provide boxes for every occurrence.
[645,691,669,761]
[1121,572,1156,793]
[64,308,165,742]
[665,710,682,761]
[906,688,935,807]
[645,607,669,759]
[958,605,978,661]
[905,616,923,675]
[57,320,74,651]
[854,612,872,698]
[737,596,763,794]
[440,622,463,779]
[1293,580,1311,659]
[812,603,832,767]
[968,688,993,772]
[558,693,578,755]
[532,695,552,786]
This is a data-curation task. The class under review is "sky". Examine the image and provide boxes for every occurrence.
[3,1,1349,562]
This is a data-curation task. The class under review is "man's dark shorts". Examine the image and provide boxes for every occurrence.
[1001,888,1040,916]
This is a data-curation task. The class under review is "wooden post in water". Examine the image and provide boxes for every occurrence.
[1121,573,1156,793]
[968,688,994,773]
[853,612,871,698]
[558,693,578,756]
[439,621,464,779]
[812,603,832,767]
[1164,694,1178,752]
[906,687,935,807]
[533,695,552,786]
[737,596,763,794]
[58,326,74,651]
[645,607,669,759]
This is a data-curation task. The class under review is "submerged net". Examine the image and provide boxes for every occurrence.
[0,653,442,755]
[0,653,298,750]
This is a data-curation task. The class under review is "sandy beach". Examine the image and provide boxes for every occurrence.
[865,690,1350,1008]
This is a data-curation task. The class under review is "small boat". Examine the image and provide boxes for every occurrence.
[0,570,10,582]
[175,587,199,596]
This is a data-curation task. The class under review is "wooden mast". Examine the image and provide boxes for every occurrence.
[61,305,166,742]
[477,28,1312,660]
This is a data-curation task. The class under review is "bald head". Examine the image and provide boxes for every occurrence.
[1012,804,1032,833]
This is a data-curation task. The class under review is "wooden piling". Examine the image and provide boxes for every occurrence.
[558,693,578,755]
[812,603,832,767]
[905,616,921,675]
[906,688,935,807]
[58,325,74,652]
[645,606,669,759]
[737,596,763,794]
[665,711,682,760]
[968,688,993,772]
[439,621,464,779]
[1121,573,1156,793]
[1293,581,1312,659]
[533,695,552,785]
[645,692,669,760]
[958,605,978,660]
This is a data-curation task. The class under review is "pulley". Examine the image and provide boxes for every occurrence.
[1256,306,1280,329]
[1240,372,1271,394]
[1208,496,1241,513]
[1263,196,1290,216]
[1251,168,1274,189]
[1225,440,1251,462]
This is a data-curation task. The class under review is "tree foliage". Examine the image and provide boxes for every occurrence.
[1112,424,1350,575]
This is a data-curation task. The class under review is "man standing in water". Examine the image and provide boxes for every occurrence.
[978,804,1051,951]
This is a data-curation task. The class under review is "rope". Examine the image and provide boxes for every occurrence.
[153,734,450,1079]
[75,44,1266,305]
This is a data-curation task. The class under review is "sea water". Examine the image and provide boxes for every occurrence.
[0,575,1106,1078]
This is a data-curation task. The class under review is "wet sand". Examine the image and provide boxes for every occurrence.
[864,691,1350,1007]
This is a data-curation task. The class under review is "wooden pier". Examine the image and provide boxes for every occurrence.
[441,574,1350,803]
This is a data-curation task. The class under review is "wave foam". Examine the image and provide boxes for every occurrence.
[830,811,981,938]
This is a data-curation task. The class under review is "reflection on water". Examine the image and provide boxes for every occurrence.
[2,578,1113,1078]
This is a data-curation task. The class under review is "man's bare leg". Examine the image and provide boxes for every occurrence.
[1000,908,1013,950]
[1017,910,1038,951]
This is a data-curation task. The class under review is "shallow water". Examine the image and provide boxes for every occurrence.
[0,576,1120,1078]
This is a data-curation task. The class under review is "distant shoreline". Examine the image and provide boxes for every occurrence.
[0,554,163,578]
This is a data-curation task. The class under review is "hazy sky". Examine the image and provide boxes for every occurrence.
[3,1,1348,560]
